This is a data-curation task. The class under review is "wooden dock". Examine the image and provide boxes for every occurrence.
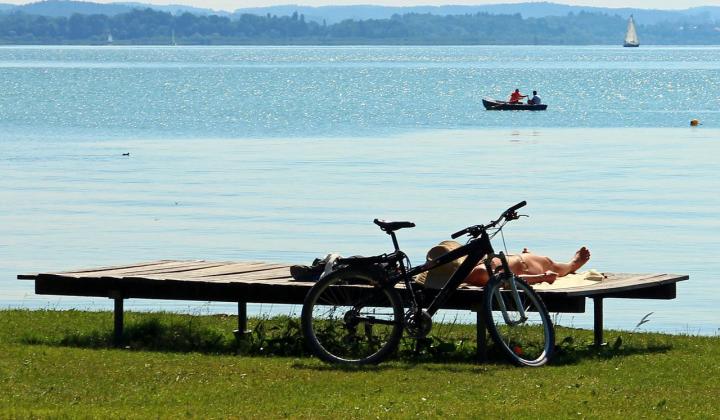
[19,260,688,352]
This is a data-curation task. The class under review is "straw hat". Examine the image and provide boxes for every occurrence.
[415,240,466,289]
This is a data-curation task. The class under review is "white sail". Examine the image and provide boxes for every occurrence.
[624,15,639,47]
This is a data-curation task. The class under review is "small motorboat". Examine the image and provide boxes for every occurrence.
[482,98,547,111]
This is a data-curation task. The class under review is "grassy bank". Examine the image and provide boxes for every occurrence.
[1,309,718,418]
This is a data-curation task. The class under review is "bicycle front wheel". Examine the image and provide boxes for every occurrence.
[483,276,554,367]
[301,268,404,365]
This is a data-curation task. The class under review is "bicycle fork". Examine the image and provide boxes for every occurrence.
[493,252,528,326]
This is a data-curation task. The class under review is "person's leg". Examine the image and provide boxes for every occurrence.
[518,247,590,276]
[542,247,591,276]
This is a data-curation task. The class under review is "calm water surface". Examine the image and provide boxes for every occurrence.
[1,46,718,335]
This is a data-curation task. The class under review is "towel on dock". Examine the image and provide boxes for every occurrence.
[532,269,605,290]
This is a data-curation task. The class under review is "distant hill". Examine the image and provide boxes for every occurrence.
[118,2,230,17]
[8,0,135,16]
[2,4,719,45]
[232,3,720,25]
[1,1,719,26]
[0,0,227,17]
[688,6,720,21]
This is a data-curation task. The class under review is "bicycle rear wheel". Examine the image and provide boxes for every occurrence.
[301,268,404,365]
[483,276,554,366]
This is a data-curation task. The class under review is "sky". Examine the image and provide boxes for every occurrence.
[3,0,720,11]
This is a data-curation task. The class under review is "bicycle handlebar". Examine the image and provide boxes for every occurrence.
[450,201,527,239]
[506,200,527,214]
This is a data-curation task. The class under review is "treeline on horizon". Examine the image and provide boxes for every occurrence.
[1,7,719,45]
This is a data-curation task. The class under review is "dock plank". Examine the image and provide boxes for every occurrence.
[560,274,687,297]
[62,262,291,280]
[60,260,178,275]
[60,260,207,277]
[195,263,293,278]
[112,261,234,276]
[188,269,295,282]
[116,264,294,282]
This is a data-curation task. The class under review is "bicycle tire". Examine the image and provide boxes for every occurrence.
[301,267,404,365]
[483,276,555,366]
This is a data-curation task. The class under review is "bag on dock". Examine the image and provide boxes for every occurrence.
[290,254,341,281]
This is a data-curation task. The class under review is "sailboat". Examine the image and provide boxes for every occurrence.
[623,15,639,47]
[107,32,113,44]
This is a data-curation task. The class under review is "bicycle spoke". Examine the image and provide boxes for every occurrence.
[302,270,403,364]
[484,277,554,366]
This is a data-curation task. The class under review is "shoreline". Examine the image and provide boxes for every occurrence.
[2,307,717,339]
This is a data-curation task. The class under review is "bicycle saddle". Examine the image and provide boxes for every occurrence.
[373,219,416,232]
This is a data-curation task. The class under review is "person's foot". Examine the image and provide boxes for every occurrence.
[569,246,591,273]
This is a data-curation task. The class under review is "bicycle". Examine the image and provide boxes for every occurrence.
[300,201,555,367]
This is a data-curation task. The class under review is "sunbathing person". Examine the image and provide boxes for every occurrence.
[294,242,592,288]
[466,246,591,286]
[417,241,591,289]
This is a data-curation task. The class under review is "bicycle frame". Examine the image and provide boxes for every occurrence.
[343,203,530,330]
[382,228,528,326]
[389,231,491,315]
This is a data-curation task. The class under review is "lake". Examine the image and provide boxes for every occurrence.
[1,45,718,335]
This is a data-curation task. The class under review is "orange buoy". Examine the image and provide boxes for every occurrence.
[690,119,700,126]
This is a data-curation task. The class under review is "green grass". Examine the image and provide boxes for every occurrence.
[1,309,718,418]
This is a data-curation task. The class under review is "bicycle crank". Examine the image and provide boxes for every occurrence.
[404,309,432,338]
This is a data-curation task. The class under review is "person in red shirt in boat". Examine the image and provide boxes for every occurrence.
[508,88,527,104]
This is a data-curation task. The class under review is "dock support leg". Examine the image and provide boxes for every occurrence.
[234,301,251,340]
[113,296,124,347]
[476,304,487,362]
[593,297,604,347]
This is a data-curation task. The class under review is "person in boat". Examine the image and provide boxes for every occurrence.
[417,241,591,288]
[527,90,541,105]
[508,89,527,104]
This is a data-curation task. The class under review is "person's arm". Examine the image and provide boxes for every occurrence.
[519,271,558,285]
